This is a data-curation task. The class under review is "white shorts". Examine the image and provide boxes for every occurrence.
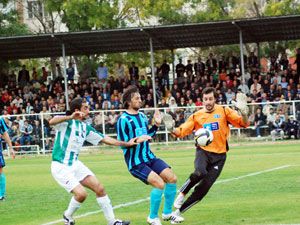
[51,160,95,193]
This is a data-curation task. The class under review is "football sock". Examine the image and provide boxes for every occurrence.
[0,173,6,197]
[163,183,177,215]
[149,188,163,219]
[65,196,81,218]
[96,195,115,223]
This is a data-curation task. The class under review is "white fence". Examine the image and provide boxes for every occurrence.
[2,100,300,154]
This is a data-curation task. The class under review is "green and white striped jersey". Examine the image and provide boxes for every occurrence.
[52,119,104,166]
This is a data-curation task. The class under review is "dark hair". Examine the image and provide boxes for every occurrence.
[69,97,83,114]
[122,85,139,109]
[202,87,217,99]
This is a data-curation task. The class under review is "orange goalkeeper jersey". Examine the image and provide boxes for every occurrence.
[175,105,250,154]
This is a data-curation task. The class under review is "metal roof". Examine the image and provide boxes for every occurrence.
[1,15,300,60]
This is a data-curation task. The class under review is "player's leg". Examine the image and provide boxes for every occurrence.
[64,184,87,224]
[174,149,209,209]
[78,162,130,225]
[130,162,164,225]
[178,153,226,214]
[150,158,180,221]
[0,150,6,200]
[51,161,87,225]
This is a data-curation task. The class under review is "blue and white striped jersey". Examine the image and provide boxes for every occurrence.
[117,111,158,170]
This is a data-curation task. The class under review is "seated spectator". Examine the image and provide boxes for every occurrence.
[225,89,235,104]
[238,80,250,95]
[254,108,266,137]
[270,115,284,141]
[284,116,299,139]
[19,120,33,150]
[158,98,169,108]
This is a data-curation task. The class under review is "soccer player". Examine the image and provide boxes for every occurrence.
[117,85,184,225]
[0,116,15,201]
[49,97,139,225]
[170,87,249,220]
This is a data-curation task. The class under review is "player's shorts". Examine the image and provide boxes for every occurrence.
[130,158,170,184]
[51,160,95,193]
[0,151,5,168]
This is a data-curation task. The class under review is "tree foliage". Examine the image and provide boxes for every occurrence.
[0,0,30,37]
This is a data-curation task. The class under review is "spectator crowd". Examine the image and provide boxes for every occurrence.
[1,49,300,151]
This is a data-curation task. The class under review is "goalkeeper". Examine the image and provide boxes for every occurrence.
[168,87,249,219]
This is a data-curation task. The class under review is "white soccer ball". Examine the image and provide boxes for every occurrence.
[194,128,214,147]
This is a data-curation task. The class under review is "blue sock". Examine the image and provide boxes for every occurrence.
[149,188,163,219]
[163,183,177,214]
[0,173,6,197]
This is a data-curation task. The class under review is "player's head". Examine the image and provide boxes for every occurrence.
[69,97,89,119]
[122,85,141,111]
[202,87,217,112]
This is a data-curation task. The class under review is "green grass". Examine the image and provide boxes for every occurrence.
[1,141,300,225]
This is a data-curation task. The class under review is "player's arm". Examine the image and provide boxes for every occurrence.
[171,114,196,138]
[101,135,138,147]
[148,110,161,136]
[49,112,84,126]
[225,107,250,128]
[2,131,15,159]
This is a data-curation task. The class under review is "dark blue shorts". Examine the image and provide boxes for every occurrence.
[0,151,5,168]
[130,158,170,184]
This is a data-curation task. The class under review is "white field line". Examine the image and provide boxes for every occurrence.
[41,165,291,225]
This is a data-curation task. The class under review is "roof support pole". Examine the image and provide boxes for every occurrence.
[149,37,157,108]
[257,42,261,69]
[62,43,70,110]
[238,29,246,83]
[171,49,175,81]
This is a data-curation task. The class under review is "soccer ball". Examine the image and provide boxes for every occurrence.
[194,128,214,147]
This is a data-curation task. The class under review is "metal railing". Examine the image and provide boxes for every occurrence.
[2,100,300,154]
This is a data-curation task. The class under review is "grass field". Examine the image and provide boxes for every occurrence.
[0,141,300,225]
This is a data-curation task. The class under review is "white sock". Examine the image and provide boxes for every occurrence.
[96,195,115,224]
[65,197,81,218]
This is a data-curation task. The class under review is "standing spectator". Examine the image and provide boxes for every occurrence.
[175,58,185,79]
[194,57,205,76]
[185,59,193,74]
[160,60,170,90]
[18,65,30,87]
[42,67,48,81]
[31,67,39,83]
[206,53,217,74]
[96,62,108,81]
[129,62,139,81]
[248,52,258,68]
[218,55,227,72]
[115,62,125,80]
[66,63,75,81]
[294,48,300,78]
[279,53,289,70]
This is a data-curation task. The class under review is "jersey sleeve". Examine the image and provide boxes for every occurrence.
[0,117,9,135]
[224,107,250,128]
[85,125,104,145]
[117,116,130,142]
[53,116,69,131]
[175,113,196,138]
[142,113,157,137]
